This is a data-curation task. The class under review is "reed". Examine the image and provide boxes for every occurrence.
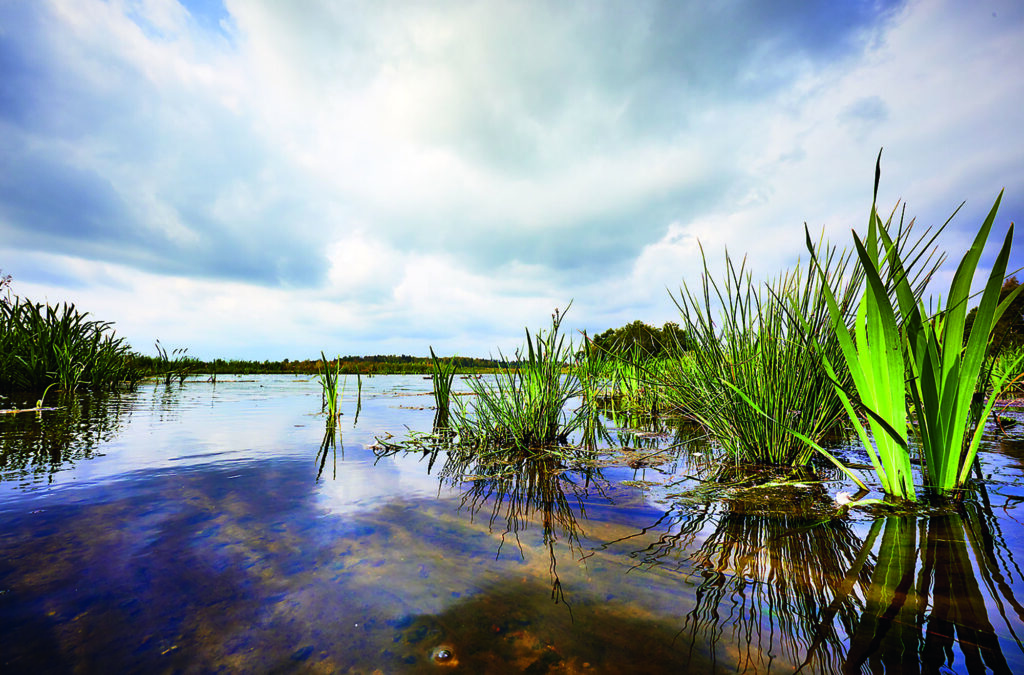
[455,306,585,451]
[669,240,861,466]
[318,351,345,418]
[429,346,457,429]
[154,340,196,385]
[0,296,140,394]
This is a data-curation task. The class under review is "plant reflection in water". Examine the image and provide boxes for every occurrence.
[316,414,340,482]
[374,438,607,609]
[0,390,133,484]
[617,476,1024,674]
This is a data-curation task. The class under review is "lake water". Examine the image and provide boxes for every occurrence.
[2,375,1024,673]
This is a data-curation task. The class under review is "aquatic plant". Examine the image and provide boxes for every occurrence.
[154,340,197,385]
[0,296,140,394]
[603,344,665,417]
[898,194,1018,495]
[318,352,345,418]
[669,240,861,466]
[806,155,1018,498]
[455,306,585,451]
[988,343,1024,395]
[801,207,922,500]
[429,346,457,429]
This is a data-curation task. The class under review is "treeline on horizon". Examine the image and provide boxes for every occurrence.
[130,353,512,376]
[139,321,691,377]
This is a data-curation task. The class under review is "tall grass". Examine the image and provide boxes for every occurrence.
[603,344,666,417]
[154,340,197,385]
[429,346,457,429]
[988,343,1024,395]
[455,306,585,451]
[0,296,140,394]
[669,242,861,465]
[318,351,344,418]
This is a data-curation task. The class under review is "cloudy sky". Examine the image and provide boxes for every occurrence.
[1,0,1022,360]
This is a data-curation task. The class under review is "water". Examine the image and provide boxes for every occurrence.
[1,375,1023,673]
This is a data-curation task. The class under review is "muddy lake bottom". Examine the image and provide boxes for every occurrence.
[2,375,1024,673]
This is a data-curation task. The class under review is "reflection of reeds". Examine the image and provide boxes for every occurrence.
[639,493,1024,673]
[440,449,600,605]
[316,415,341,481]
[0,390,131,482]
[681,503,866,673]
[833,506,1023,674]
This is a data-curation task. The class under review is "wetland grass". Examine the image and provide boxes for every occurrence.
[0,296,140,394]
[154,340,197,385]
[318,351,344,418]
[429,346,457,429]
[669,240,860,466]
[454,306,586,453]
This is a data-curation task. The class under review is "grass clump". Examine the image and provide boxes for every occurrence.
[153,340,198,385]
[318,352,345,418]
[429,346,457,429]
[455,306,585,451]
[0,295,140,395]
[668,241,861,466]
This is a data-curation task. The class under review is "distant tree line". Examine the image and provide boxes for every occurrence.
[131,353,507,376]
[588,321,688,358]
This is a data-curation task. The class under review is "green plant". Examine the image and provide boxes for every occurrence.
[455,306,585,451]
[429,346,457,429]
[803,204,921,500]
[154,340,196,385]
[669,241,861,466]
[987,343,1024,395]
[318,351,345,418]
[805,153,1018,498]
[0,296,140,394]
[900,195,1019,494]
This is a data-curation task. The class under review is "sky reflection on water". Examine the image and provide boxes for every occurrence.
[2,375,1024,673]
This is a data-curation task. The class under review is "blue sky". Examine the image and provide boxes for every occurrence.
[1,0,1022,360]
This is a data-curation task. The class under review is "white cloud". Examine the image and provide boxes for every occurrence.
[2,0,1022,358]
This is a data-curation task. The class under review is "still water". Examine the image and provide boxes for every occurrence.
[2,375,1024,673]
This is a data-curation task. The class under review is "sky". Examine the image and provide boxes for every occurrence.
[1,0,1023,361]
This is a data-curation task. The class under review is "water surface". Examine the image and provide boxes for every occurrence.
[2,376,1023,673]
